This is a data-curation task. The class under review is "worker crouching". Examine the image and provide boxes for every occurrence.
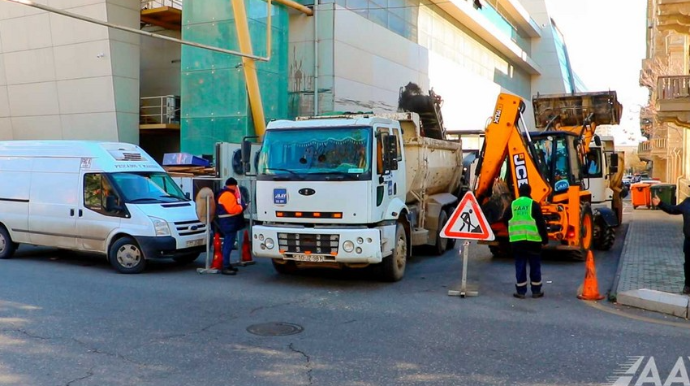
[506,183,548,299]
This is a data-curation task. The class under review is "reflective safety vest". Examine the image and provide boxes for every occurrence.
[508,197,542,242]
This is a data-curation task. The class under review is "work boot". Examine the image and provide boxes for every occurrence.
[513,293,526,299]
[532,292,544,298]
[683,286,690,295]
[221,267,238,275]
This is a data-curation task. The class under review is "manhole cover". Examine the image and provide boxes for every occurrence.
[247,322,304,336]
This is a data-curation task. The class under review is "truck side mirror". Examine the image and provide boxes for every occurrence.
[609,153,619,174]
[593,136,602,147]
[383,135,399,171]
[241,139,252,174]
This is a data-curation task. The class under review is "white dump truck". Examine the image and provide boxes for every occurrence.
[248,112,463,281]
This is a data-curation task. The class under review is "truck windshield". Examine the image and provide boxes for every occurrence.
[257,126,372,181]
[109,172,187,203]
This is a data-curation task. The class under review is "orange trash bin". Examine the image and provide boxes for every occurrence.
[631,183,651,209]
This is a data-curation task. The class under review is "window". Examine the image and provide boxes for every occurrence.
[83,173,119,214]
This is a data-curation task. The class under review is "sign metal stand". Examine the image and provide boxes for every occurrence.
[197,195,219,274]
[441,191,495,298]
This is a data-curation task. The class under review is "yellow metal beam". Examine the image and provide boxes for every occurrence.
[231,0,267,138]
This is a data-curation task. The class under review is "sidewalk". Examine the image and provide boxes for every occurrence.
[613,206,689,318]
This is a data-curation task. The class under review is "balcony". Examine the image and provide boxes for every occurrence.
[658,0,690,34]
[656,75,690,127]
[140,95,180,131]
[638,138,667,161]
[141,0,182,31]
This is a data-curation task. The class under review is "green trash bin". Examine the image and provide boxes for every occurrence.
[650,183,677,209]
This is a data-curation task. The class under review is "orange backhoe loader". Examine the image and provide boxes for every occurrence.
[473,92,622,259]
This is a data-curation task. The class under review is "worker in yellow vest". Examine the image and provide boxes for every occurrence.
[506,183,548,299]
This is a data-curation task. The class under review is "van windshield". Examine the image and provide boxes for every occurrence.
[109,172,187,203]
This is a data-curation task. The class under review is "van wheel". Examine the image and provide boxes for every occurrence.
[173,253,200,265]
[380,222,407,282]
[0,226,17,259]
[109,237,146,274]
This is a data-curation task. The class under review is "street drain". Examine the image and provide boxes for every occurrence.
[247,322,304,336]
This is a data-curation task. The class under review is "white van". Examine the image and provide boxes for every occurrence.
[0,141,207,273]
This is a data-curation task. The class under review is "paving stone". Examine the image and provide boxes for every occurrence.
[617,289,688,318]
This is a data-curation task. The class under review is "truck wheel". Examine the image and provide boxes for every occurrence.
[0,226,17,259]
[573,203,593,261]
[109,237,146,274]
[433,210,449,256]
[172,253,200,265]
[380,223,407,282]
[272,259,297,275]
[445,209,456,251]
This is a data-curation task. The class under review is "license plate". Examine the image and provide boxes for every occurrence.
[292,254,325,262]
[186,238,205,247]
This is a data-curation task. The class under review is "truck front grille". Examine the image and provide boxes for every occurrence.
[278,233,339,254]
[174,220,207,236]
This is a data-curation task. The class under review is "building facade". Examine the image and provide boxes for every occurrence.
[0,0,582,161]
[639,0,690,199]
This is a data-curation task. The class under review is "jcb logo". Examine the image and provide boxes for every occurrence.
[493,105,503,124]
[513,153,529,186]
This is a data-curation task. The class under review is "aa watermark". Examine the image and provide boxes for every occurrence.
[608,356,690,385]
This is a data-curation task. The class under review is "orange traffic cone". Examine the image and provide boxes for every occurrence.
[240,230,255,266]
[577,250,605,300]
[211,233,223,270]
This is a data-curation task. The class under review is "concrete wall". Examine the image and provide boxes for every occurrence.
[288,4,534,131]
[140,28,180,98]
[0,0,140,143]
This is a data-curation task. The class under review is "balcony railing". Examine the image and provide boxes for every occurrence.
[140,95,180,129]
[141,0,182,10]
[658,75,690,100]
[638,138,667,154]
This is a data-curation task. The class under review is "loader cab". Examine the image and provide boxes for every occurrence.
[531,131,583,196]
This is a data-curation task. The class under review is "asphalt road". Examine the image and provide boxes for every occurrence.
[1,210,689,386]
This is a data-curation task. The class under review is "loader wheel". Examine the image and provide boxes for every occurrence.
[489,242,510,258]
[573,204,593,261]
[594,222,616,251]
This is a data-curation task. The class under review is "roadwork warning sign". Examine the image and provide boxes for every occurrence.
[441,191,495,241]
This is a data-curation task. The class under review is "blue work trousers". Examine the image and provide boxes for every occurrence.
[514,248,542,295]
[221,229,237,269]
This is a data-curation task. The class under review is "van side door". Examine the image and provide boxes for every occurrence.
[77,173,123,252]
[28,168,79,249]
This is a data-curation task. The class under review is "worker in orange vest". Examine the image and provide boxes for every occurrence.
[215,178,247,275]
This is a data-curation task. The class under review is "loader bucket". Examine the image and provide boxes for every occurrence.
[532,91,622,130]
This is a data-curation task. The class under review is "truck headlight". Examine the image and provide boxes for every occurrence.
[265,238,275,250]
[343,240,355,253]
[150,217,171,237]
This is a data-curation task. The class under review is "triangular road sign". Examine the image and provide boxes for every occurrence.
[441,191,495,241]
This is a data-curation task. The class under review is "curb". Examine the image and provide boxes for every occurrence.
[617,289,689,318]
[609,214,636,302]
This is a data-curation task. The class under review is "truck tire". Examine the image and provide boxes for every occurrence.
[433,210,449,256]
[109,237,146,274]
[573,203,593,261]
[380,223,407,282]
[272,259,297,275]
[173,253,200,265]
[445,208,457,251]
[0,226,16,259]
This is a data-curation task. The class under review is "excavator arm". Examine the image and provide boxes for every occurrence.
[474,93,552,207]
